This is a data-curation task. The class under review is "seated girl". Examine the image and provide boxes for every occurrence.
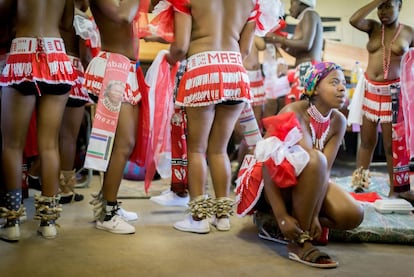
[236,61,364,268]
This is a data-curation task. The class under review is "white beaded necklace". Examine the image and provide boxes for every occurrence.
[307,104,331,151]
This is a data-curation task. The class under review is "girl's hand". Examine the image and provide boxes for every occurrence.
[264,33,282,44]
[278,215,304,241]
[165,53,176,66]
[310,217,322,240]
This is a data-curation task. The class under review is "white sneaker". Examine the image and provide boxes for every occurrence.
[210,216,231,231]
[174,215,210,234]
[1,222,20,242]
[150,190,189,207]
[116,207,138,221]
[96,215,135,234]
[38,222,57,239]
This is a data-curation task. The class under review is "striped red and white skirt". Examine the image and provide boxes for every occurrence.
[0,37,76,88]
[68,55,90,102]
[362,77,399,123]
[175,51,252,107]
[83,51,142,105]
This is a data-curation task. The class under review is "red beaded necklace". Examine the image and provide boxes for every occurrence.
[307,104,331,151]
[381,23,402,80]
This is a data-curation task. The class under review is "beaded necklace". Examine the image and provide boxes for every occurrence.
[307,104,331,151]
[381,23,402,80]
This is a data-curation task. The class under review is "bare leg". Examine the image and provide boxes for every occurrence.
[185,105,215,199]
[1,87,36,191]
[231,121,244,146]
[276,96,286,115]
[352,116,379,192]
[264,151,325,239]
[231,121,244,162]
[207,103,244,198]
[264,98,278,118]
[263,150,328,235]
[58,105,86,202]
[59,105,85,172]
[319,182,364,229]
[28,157,40,177]
[265,150,338,267]
[380,122,394,192]
[102,103,138,202]
[37,93,70,197]
[291,150,329,233]
[356,115,379,170]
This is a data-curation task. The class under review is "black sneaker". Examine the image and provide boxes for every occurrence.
[59,193,84,204]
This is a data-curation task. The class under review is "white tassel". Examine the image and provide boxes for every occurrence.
[12,62,32,77]
[48,61,59,75]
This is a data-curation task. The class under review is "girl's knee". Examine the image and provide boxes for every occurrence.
[114,138,136,158]
[339,203,364,229]
[359,135,377,150]
[298,150,328,189]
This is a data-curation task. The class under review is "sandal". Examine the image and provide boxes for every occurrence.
[287,242,338,269]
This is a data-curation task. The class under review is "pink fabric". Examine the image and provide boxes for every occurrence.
[84,54,131,171]
[400,48,414,159]
[143,51,178,193]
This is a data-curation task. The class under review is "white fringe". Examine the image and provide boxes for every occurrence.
[85,54,107,78]
[8,63,32,77]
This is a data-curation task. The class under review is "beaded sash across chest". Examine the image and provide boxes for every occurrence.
[307,104,331,151]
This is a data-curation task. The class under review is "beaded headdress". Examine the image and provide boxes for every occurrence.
[303,62,342,97]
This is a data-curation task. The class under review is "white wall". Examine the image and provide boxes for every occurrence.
[280,0,414,48]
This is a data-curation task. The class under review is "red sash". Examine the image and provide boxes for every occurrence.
[391,84,411,192]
